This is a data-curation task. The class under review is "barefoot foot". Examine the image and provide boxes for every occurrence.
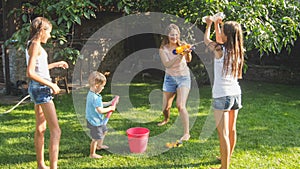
[37,165,50,169]
[180,134,190,141]
[89,154,103,158]
[157,120,168,126]
[96,145,109,150]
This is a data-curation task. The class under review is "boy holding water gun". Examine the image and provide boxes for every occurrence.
[85,71,117,158]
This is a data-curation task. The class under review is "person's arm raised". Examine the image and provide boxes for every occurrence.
[215,17,223,44]
[204,17,214,51]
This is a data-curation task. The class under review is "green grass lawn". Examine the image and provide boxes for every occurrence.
[0,80,299,169]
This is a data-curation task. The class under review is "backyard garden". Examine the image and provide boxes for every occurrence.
[0,0,300,169]
[0,80,300,168]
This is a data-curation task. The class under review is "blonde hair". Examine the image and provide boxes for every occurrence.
[222,21,244,79]
[88,71,106,87]
[28,17,52,43]
[160,23,182,48]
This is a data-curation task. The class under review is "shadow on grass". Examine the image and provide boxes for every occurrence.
[79,162,213,169]
[1,80,299,168]
[237,80,300,150]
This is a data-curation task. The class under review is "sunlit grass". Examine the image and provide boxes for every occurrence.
[0,80,299,168]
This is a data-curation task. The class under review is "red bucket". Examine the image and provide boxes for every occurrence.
[126,127,150,153]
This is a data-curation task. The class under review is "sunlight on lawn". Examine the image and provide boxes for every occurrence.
[0,80,299,168]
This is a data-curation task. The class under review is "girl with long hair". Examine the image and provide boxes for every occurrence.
[204,16,244,169]
[158,23,192,141]
[26,17,68,169]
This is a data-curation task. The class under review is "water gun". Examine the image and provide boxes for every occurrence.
[165,140,183,148]
[172,44,194,55]
[103,95,119,125]
[202,12,226,23]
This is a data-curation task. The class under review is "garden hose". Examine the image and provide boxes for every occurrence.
[0,94,30,116]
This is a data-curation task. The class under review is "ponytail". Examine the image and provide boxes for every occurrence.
[28,17,52,47]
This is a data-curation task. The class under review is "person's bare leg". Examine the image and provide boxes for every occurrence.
[34,105,49,169]
[158,92,175,126]
[96,132,109,150]
[90,139,102,158]
[214,110,230,169]
[40,101,61,169]
[228,110,239,158]
[176,87,190,141]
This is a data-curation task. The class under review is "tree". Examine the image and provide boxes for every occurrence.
[102,0,300,56]
[6,0,300,62]
[158,0,300,57]
[5,0,97,64]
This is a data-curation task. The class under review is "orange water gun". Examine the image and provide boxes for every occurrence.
[172,44,194,55]
[165,140,183,148]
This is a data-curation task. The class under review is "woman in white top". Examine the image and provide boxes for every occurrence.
[158,23,192,141]
[204,16,244,169]
[26,17,68,169]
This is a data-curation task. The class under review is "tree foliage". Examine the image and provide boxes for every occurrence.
[5,0,300,64]
[97,0,300,56]
[6,0,97,64]
[224,0,300,56]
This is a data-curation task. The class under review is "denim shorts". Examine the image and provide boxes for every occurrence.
[86,120,108,140]
[163,74,191,93]
[28,80,53,105]
[213,95,242,111]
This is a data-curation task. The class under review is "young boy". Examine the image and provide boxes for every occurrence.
[85,71,116,158]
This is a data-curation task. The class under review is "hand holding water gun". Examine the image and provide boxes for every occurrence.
[172,44,195,55]
[202,12,225,23]
[103,95,120,125]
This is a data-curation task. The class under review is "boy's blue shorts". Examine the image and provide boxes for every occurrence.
[86,120,108,140]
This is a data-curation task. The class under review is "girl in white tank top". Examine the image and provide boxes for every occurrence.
[26,17,69,169]
[204,16,244,169]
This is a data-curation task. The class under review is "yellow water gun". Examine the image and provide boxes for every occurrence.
[165,140,183,148]
[172,44,194,55]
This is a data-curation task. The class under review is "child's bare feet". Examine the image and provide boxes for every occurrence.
[180,134,190,141]
[89,154,103,158]
[38,164,50,169]
[96,145,109,150]
[37,165,50,169]
[157,120,168,126]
